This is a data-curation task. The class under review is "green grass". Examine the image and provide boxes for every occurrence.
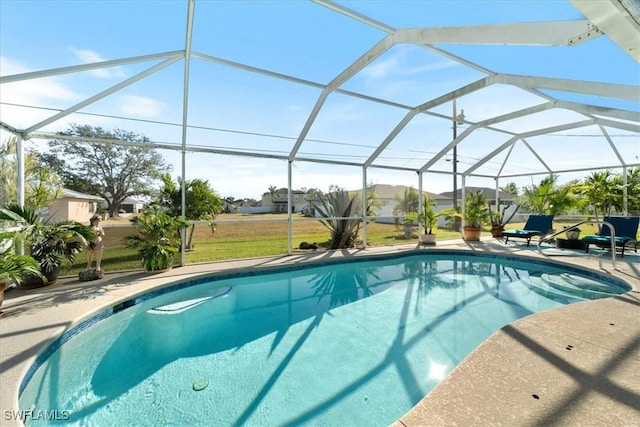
[63,214,613,276]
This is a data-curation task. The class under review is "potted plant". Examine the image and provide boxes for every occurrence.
[418,196,440,245]
[401,212,418,239]
[0,234,44,314]
[0,204,93,287]
[564,226,581,240]
[488,201,520,238]
[447,190,489,241]
[125,207,189,272]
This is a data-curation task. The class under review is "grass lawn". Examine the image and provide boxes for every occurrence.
[65,214,606,276]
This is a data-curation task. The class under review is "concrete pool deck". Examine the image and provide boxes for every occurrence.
[0,238,638,426]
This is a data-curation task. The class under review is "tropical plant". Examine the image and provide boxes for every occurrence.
[151,174,224,250]
[628,167,640,214]
[574,170,623,222]
[125,207,189,271]
[311,187,373,249]
[418,195,440,235]
[393,186,420,220]
[462,190,490,228]
[518,175,576,216]
[488,200,519,227]
[0,137,63,211]
[0,204,93,283]
[0,236,44,286]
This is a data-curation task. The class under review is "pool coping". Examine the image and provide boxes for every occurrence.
[1,239,639,426]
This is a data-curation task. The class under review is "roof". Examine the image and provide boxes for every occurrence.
[367,184,448,201]
[60,188,103,201]
[1,0,638,197]
[439,187,516,201]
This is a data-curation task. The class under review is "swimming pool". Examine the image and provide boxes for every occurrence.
[19,251,630,426]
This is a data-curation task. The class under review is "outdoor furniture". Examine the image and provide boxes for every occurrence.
[582,216,639,257]
[502,215,554,246]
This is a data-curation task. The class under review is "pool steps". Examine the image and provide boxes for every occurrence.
[526,273,622,303]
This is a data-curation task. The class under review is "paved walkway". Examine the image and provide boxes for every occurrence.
[1,239,638,426]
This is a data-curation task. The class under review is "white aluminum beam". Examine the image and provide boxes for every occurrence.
[416,102,554,173]
[570,0,640,62]
[557,100,640,122]
[599,125,627,166]
[313,0,395,33]
[419,124,478,173]
[463,135,519,176]
[463,119,595,175]
[0,51,183,83]
[364,110,419,167]
[495,74,640,101]
[24,57,181,135]
[179,0,195,267]
[289,35,396,160]
[596,118,640,133]
[522,139,553,173]
[497,162,640,178]
[395,21,600,46]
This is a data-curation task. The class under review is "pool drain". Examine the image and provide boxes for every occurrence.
[193,379,209,391]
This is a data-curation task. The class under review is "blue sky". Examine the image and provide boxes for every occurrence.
[1,0,638,200]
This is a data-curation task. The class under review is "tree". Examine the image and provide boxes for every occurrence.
[518,175,576,216]
[627,167,640,214]
[575,170,622,222]
[500,182,518,195]
[0,137,62,211]
[267,185,278,213]
[42,124,169,217]
[393,186,420,218]
[151,174,224,250]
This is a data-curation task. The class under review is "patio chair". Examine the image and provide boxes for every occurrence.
[582,216,639,257]
[502,214,554,246]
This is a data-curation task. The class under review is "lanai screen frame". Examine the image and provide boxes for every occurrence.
[1,0,638,263]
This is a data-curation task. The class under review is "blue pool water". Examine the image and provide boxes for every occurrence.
[20,252,629,426]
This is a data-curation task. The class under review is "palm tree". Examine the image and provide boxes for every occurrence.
[575,171,621,222]
[393,186,420,220]
[518,175,576,216]
[268,185,278,213]
[0,137,62,210]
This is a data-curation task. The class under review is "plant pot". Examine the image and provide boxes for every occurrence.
[490,225,504,238]
[419,233,436,246]
[20,267,61,289]
[565,230,580,240]
[462,226,482,241]
[0,282,6,316]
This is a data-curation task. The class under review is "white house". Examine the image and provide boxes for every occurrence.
[261,188,308,213]
[43,189,104,224]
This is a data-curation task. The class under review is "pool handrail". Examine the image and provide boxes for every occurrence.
[537,218,617,270]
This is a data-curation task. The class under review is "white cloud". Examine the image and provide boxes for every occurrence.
[118,95,166,118]
[69,47,127,79]
[0,56,81,135]
[362,56,399,80]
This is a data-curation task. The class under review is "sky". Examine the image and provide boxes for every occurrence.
[1,0,638,201]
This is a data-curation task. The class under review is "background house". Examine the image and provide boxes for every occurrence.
[261,188,308,213]
[119,197,145,214]
[358,184,450,224]
[43,189,104,223]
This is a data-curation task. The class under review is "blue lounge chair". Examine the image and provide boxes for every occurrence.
[502,214,554,246]
[582,216,639,257]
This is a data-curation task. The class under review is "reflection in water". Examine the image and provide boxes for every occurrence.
[21,254,627,426]
[310,265,381,307]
